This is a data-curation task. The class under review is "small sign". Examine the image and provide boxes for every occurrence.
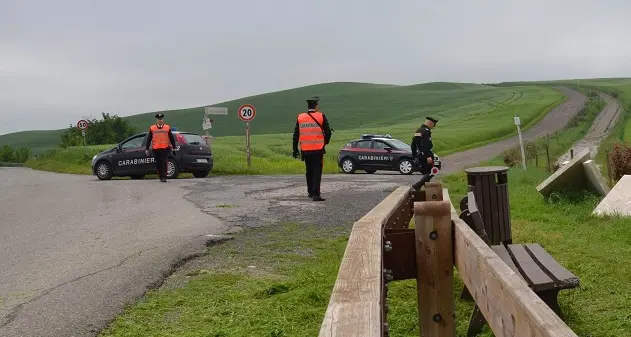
[205,106,228,115]
[77,119,89,130]
[514,116,521,126]
[237,104,256,122]
[202,121,212,130]
[81,129,86,136]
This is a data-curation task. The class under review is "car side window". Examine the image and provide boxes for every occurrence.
[373,141,387,150]
[120,136,144,150]
[354,140,372,149]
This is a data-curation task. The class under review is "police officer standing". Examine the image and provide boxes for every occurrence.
[293,97,332,201]
[411,116,438,191]
[145,113,177,182]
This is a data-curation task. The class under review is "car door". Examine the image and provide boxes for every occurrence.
[352,140,374,169]
[371,140,396,168]
[113,134,151,175]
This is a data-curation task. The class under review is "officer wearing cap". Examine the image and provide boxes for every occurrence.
[145,112,176,182]
[411,116,438,190]
[292,96,332,201]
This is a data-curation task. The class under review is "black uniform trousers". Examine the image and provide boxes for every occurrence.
[153,148,170,180]
[303,150,324,197]
[411,158,433,190]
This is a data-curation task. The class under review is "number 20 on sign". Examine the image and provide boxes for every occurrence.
[238,104,256,168]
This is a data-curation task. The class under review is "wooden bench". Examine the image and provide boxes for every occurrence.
[459,191,580,337]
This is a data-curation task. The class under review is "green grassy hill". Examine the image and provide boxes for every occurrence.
[23,82,567,175]
[2,81,562,152]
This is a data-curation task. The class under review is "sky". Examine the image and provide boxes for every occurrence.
[1,0,631,135]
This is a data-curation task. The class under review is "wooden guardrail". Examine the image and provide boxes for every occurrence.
[318,182,578,337]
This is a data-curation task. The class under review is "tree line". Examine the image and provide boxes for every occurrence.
[0,145,30,163]
[60,113,139,148]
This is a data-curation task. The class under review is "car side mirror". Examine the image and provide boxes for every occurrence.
[116,145,122,152]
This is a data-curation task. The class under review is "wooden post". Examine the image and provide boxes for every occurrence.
[570,149,574,159]
[414,182,455,337]
[546,142,551,172]
[535,149,539,168]
[606,150,612,183]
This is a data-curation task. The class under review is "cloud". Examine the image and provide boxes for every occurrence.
[1,0,631,134]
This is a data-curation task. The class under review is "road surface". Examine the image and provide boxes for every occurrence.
[0,87,588,337]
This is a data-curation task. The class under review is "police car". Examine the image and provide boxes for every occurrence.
[337,134,441,175]
[91,130,213,180]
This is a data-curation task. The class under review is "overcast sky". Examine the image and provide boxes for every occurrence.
[1,0,630,135]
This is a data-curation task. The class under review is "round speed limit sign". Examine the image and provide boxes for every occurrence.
[237,104,256,122]
[77,119,89,130]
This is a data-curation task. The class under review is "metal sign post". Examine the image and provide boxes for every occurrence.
[514,115,526,170]
[237,104,256,168]
[203,106,228,146]
[77,119,89,157]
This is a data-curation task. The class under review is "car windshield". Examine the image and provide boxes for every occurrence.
[386,139,411,151]
[180,133,205,145]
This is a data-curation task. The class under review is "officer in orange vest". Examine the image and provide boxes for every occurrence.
[145,112,176,182]
[292,97,332,201]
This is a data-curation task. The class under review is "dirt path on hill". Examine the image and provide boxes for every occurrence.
[556,92,622,165]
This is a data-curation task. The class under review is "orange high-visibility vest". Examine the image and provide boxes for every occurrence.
[150,124,171,149]
[297,112,325,151]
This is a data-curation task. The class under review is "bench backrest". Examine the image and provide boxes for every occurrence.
[459,191,492,246]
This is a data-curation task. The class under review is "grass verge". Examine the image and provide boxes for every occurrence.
[98,96,629,336]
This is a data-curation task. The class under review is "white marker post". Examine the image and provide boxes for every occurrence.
[237,104,256,168]
[77,119,89,157]
[203,106,228,146]
[514,115,526,170]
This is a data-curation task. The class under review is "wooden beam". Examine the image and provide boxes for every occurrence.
[414,190,456,337]
[319,186,411,337]
[452,217,578,337]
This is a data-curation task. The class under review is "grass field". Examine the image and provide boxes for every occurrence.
[23,83,565,175]
[98,100,629,336]
[3,82,562,151]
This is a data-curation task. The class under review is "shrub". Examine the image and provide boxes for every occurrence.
[502,147,520,167]
[608,141,631,182]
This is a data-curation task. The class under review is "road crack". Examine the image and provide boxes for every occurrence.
[0,245,162,329]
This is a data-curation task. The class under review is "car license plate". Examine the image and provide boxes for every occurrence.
[196,158,208,163]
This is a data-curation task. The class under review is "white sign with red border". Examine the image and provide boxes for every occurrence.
[237,104,256,122]
[77,119,89,130]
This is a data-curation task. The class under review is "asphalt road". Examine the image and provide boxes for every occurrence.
[0,168,222,337]
[0,87,588,337]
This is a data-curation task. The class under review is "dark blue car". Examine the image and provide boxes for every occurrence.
[91,131,214,180]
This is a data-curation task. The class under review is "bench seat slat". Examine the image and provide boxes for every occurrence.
[491,245,523,281]
[507,244,555,291]
[525,244,580,288]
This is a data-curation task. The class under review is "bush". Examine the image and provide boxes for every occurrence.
[608,141,631,182]
[0,145,31,163]
[502,147,520,167]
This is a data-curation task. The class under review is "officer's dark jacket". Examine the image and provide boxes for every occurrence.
[411,125,433,159]
[293,111,332,154]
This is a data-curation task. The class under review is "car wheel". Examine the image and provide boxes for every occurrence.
[398,159,413,175]
[166,158,180,179]
[341,158,356,174]
[364,169,377,174]
[193,170,209,178]
[130,175,145,180]
[95,161,113,180]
